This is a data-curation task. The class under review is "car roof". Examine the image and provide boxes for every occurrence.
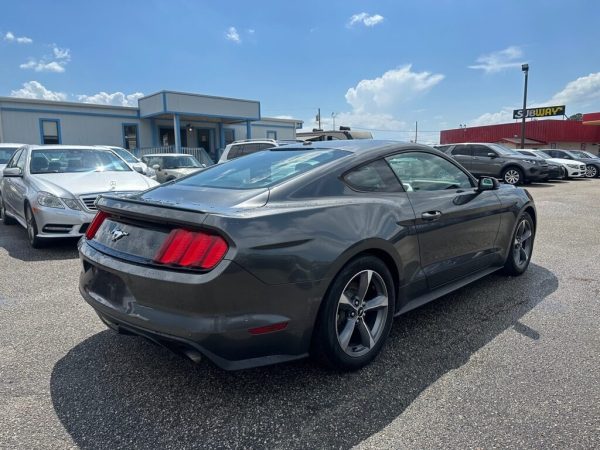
[273,139,415,154]
[0,143,26,148]
[27,145,120,151]
[141,153,193,157]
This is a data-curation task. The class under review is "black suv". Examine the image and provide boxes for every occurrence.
[439,143,549,185]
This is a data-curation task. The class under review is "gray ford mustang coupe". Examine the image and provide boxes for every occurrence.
[79,140,536,371]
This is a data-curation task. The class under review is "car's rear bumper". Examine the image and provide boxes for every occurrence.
[525,167,549,181]
[78,240,321,370]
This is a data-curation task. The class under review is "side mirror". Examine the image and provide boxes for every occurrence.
[132,166,144,174]
[3,167,23,177]
[477,177,499,191]
[487,152,497,158]
[152,164,161,171]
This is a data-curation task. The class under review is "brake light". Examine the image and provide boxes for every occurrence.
[85,211,109,239]
[154,229,229,269]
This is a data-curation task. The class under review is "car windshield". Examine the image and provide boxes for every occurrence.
[162,155,202,169]
[0,147,19,164]
[532,150,551,158]
[30,149,132,174]
[111,147,138,163]
[568,150,592,159]
[177,149,350,190]
[489,144,521,156]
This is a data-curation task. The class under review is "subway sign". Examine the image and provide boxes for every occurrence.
[513,105,565,119]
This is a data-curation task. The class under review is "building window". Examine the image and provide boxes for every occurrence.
[224,128,235,145]
[122,124,138,150]
[40,119,60,144]
[266,130,277,140]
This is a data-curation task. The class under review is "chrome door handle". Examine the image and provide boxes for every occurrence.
[421,211,442,221]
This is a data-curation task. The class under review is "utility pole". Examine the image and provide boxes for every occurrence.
[415,121,418,143]
[316,108,321,130]
[520,64,529,149]
[331,112,336,131]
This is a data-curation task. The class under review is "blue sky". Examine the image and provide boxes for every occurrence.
[1,0,599,143]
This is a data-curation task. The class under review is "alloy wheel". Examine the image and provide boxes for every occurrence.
[513,219,533,268]
[585,165,597,178]
[504,169,520,185]
[336,269,389,357]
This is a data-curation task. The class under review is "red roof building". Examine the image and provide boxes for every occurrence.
[440,117,600,154]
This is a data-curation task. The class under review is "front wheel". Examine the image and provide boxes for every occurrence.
[25,204,44,248]
[502,167,524,185]
[502,212,535,276]
[312,256,395,371]
[585,164,598,178]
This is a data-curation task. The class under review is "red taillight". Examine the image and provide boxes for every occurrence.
[85,211,109,240]
[248,322,288,335]
[153,229,229,270]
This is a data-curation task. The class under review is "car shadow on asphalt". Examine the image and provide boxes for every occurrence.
[50,263,557,449]
[0,226,79,261]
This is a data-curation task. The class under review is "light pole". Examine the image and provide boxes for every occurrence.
[331,112,337,131]
[520,63,529,149]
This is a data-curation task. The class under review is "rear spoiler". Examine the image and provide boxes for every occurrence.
[96,195,208,228]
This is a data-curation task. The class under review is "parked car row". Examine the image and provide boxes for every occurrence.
[435,143,598,184]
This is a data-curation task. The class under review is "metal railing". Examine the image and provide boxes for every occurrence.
[133,146,215,166]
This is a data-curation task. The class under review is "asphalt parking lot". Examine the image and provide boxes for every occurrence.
[1,179,599,449]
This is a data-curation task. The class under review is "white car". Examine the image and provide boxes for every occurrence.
[96,146,156,180]
[218,139,299,163]
[0,143,26,178]
[0,145,158,248]
[523,149,586,179]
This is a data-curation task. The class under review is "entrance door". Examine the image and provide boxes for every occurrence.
[197,128,213,158]
[159,128,187,147]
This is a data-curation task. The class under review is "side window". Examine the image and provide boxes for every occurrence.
[6,149,22,168]
[257,143,276,151]
[343,159,401,192]
[386,152,473,192]
[122,124,138,150]
[15,149,28,170]
[226,145,243,160]
[452,145,472,156]
[473,145,495,157]
[242,143,266,156]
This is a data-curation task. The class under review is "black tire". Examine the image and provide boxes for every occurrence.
[0,195,17,225]
[312,255,396,371]
[585,164,598,178]
[502,211,535,276]
[502,166,524,185]
[25,204,44,248]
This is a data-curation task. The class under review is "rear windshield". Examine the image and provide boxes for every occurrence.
[0,148,19,164]
[177,149,349,190]
[30,149,131,174]
[111,147,138,163]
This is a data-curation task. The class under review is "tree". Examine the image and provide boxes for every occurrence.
[568,113,583,121]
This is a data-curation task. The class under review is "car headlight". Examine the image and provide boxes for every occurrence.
[524,159,538,165]
[61,198,81,210]
[567,163,579,168]
[37,192,65,209]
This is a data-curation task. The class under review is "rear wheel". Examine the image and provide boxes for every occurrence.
[0,195,16,225]
[502,167,524,185]
[585,164,598,178]
[312,256,395,370]
[502,212,535,276]
[25,204,44,248]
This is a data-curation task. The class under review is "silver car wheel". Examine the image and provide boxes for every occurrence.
[336,269,388,357]
[504,169,520,185]
[585,165,597,178]
[513,219,533,268]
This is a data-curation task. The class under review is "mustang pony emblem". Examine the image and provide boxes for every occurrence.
[110,229,129,242]
[109,180,117,190]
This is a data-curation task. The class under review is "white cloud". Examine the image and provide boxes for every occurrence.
[548,72,600,107]
[20,60,66,73]
[469,72,600,126]
[468,46,525,73]
[225,26,241,43]
[10,81,67,101]
[345,65,444,113]
[4,31,32,44]
[19,45,71,73]
[348,12,384,27]
[77,91,144,107]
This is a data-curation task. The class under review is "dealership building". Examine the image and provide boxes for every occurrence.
[440,113,600,155]
[0,90,302,161]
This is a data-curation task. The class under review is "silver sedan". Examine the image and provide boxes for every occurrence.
[0,145,158,248]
